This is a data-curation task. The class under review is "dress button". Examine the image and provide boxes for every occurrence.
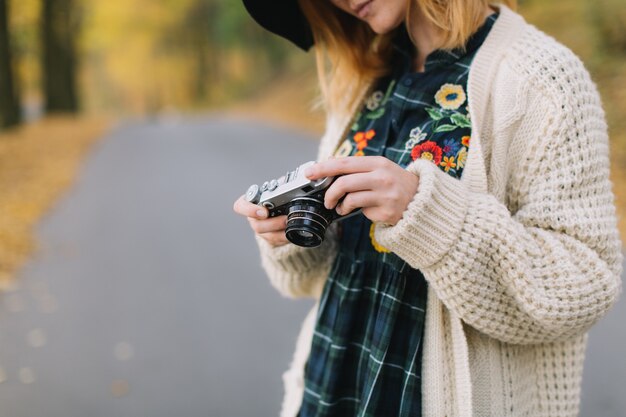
[403,78,413,87]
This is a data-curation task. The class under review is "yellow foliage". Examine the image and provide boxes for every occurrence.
[80,0,203,113]
[0,117,109,286]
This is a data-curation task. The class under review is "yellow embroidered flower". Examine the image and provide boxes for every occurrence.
[456,147,467,168]
[461,135,471,147]
[369,223,390,253]
[440,155,457,172]
[335,140,354,158]
[434,84,466,110]
[365,90,384,111]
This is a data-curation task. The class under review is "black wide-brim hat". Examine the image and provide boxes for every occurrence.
[242,0,314,51]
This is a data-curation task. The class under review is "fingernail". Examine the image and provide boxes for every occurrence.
[304,167,314,178]
[256,209,267,218]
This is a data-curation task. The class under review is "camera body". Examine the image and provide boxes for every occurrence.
[245,161,359,247]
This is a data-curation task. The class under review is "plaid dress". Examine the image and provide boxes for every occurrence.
[297,14,498,417]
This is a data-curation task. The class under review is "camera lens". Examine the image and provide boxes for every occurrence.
[285,198,334,248]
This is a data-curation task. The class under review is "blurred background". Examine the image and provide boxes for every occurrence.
[0,0,624,416]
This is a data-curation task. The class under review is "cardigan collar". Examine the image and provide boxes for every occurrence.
[463,3,526,193]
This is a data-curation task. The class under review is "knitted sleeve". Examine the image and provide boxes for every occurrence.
[255,225,339,299]
[374,66,623,345]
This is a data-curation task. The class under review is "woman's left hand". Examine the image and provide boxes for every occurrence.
[305,156,420,226]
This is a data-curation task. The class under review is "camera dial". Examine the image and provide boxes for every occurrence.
[245,184,261,204]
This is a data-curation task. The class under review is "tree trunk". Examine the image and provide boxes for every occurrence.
[187,0,219,104]
[0,0,20,128]
[42,0,79,113]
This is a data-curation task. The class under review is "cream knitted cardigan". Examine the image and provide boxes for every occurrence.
[254,5,624,417]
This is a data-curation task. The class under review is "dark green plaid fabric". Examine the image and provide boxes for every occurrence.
[297,14,498,417]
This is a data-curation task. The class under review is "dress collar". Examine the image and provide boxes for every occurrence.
[391,12,499,74]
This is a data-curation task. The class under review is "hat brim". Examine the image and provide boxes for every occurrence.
[242,0,314,51]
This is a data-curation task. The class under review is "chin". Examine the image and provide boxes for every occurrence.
[366,16,404,35]
[368,25,389,35]
[369,22,401,35]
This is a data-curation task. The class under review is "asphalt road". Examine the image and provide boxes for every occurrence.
[0,115,623,417]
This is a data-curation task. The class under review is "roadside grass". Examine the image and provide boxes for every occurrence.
[0,117,109,288]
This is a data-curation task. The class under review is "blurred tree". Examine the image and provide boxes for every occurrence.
[79,0,297,112]
[591,0,626,55]
[184,0,218,103]
[42,0,79,113]
[0,0,21,128]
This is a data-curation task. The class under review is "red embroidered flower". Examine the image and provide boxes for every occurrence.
[411,141,443,164]
[461,136,471,147]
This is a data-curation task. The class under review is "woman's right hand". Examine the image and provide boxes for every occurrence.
[233,195,289,247]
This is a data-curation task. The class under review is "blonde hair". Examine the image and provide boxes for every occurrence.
[298,0,518,118]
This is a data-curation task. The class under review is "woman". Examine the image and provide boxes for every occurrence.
[234,1,623,416]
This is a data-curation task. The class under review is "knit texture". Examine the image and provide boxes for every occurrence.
[254,4,623,417]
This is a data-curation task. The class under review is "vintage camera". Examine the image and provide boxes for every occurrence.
[245,161,360,248]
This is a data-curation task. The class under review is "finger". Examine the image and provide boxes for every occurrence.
[248,215,287,234]
[258,231,290,247]
[323,172,377,209]
[305,156,389,180]
[335,191,378,215]
[233,195,268,219]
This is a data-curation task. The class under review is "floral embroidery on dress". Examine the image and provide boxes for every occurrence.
[335,139,354,158]
[335,44,477,227]
[365,90,385,111]
[434,83,466,110]
[405,126,428,151]
[402,84,473,172]
[440,155,457,172]
[369,223,390,253]
[350,83,392,134]
[456,147,468,168]
[423,84,472,135]
[442,137,462,154]
[411,140,443,164]
[354,129,376,156]
[362,80,397,122]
